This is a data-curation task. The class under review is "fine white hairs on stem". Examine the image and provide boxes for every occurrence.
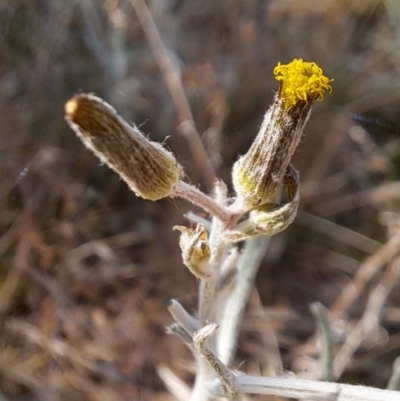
[207,375,400,401]
[193,324,242,401]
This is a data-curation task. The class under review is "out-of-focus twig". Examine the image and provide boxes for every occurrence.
[0,216,23,257]
[79,0,127,95]
[312,181,400,217]
[333,255,400,380]
[248,289,283,375]
[330,230,400,320]
[6,320,125,382]
[296,210,382,254]
[303,114,350,200]
[311,302,334,382]
[202,90,229,170]
[157,364,191,401]
[0,229,31,316]
[131,0,216,191]
[387,356,400,391]
[348,125,395,176]
[387,356,400,390]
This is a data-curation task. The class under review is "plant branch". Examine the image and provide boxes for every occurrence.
[333,255,400,380]
[168,299,199,336]
[330,230,400,320]
[173,180,232,223]
[216,235,270,365]
[208,374,400,401]
[193,324,242,401]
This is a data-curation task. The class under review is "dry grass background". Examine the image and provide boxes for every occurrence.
[1,0,400,400]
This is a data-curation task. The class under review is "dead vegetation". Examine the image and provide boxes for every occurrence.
[1,0,400,400]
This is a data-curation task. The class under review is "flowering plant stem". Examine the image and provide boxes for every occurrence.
[216,236,270,366]
[173,181,233,224]
[64,58,342,401]
[208,375,400,401]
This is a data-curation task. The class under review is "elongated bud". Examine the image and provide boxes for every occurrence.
[232,59,333,209]
[65,94,182,201]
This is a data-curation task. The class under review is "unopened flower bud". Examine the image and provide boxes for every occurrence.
[232,59,333,209]
[65,94,182,201]
[173,224,211,280]
[226,165,300,242]
[248,166,299,234]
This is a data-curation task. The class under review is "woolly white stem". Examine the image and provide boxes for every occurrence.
[208,375,400,401]
[216,236,270,365]
[173,180,232,223]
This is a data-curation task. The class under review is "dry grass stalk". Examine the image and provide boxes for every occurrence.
[131,0,216,192]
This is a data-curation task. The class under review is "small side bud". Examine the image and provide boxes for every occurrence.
[173,224,211,280]
[249,165,299,232]
[226,166,300,242]
[232,59,332,210]
[65,94,182,201]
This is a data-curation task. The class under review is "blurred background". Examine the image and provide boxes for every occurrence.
[1,0,400,400]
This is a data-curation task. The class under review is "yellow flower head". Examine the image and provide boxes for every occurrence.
[274,59,333,109]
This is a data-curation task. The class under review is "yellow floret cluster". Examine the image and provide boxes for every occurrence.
[274,58,333,109]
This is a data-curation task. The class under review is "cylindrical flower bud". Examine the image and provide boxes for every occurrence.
[65,94,182,201]
[232,59,333,209]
